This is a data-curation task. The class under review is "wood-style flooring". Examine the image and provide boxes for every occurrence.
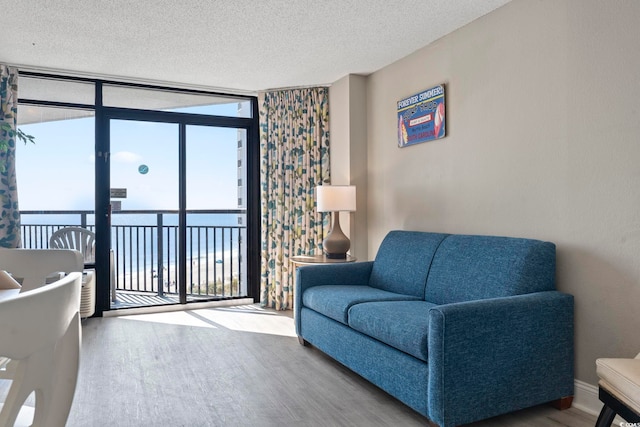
[6,304,599,426]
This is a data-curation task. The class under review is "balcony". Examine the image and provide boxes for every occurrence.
[20,209,247,309]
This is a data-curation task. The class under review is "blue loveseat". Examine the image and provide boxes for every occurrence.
[294,231,574,427]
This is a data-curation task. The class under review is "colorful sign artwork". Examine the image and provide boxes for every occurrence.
[397,84,445,147]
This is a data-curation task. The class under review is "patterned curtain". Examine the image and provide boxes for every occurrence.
[259,88,330,310]
[0,65,21,248]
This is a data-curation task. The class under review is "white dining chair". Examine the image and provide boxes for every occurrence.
[0,271,82,427]
[0,248,83,292]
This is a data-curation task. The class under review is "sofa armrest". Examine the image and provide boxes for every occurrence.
[294,261,374,332]
[296,261,374,289]
[427,291,574,427]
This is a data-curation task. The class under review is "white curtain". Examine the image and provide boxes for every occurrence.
[0,65,21,248]
[259,88,330,310]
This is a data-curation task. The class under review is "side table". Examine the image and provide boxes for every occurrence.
[290,254,357,266]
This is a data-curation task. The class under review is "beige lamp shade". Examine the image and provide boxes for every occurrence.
[316,185,356,212]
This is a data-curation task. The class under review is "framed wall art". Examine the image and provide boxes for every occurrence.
[397,84,445,147]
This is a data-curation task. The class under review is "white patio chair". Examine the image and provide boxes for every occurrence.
[0,271,82,427]
[49,228,117,303]
[49,227,95,265]
[50,229,106,305]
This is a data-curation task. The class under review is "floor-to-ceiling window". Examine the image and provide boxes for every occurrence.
[17,73,260,316]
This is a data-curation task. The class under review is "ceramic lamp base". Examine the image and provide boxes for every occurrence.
[323,212,350,259]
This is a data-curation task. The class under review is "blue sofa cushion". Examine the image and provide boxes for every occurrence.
[369,231,448,297]
[425,234,556,305]
[348,300,438,362]
[302,285,420,325]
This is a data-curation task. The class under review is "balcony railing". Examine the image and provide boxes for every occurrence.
[19,210,247,300]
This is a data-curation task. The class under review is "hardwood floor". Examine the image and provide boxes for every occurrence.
[9,304,600,426]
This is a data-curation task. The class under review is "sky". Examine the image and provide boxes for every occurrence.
[15,103,244,214]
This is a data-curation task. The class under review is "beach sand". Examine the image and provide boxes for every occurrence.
[115,251,241,294]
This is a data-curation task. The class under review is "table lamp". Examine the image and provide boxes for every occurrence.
[316,185,356,259]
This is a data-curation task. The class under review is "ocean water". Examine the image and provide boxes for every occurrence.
[21,212,246,272]
[21,212,242,227]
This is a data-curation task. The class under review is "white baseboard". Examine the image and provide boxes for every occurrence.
[573,379,623,424]
[573,379,602,416]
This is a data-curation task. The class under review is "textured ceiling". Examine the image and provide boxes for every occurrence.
[1,0,511,94]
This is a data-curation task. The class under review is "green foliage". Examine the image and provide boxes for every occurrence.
[190,276,240,297]
[0,125,34,174]
[16,128,35,145]
[0,124,35,155]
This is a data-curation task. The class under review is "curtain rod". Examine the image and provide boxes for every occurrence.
[259,82,332,93]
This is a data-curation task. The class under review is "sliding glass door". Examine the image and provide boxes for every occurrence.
[17,73,259,317]
[109,119,179,308]
[106,118,249,309]
[185,125,248,302]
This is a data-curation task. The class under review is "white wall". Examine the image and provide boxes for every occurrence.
[357,0,640,386]
[329,75,368,261]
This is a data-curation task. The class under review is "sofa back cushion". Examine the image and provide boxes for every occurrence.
[425,234,556,304]
[369,231,448,297]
